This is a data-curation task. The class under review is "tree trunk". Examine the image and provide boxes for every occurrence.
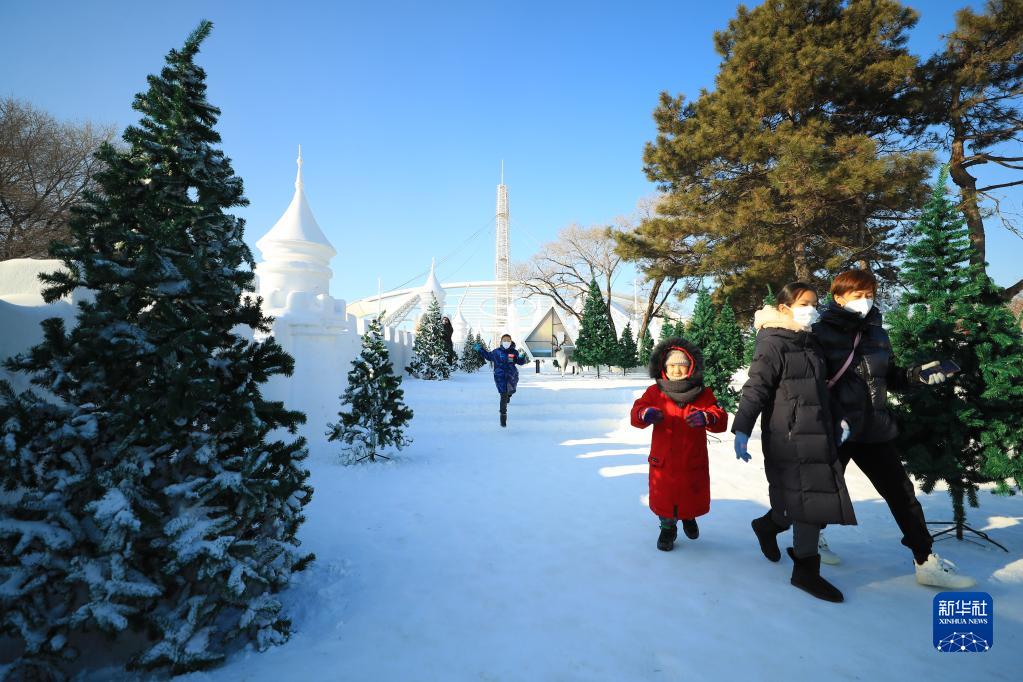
[637,277,664,345]
[604,274,617,337]
[793,248,811,281]
[949,137,986,268]
[951,485,966,541]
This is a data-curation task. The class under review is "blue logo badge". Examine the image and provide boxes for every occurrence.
[933,592,993,652]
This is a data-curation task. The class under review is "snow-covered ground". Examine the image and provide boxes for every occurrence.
[97,371,1019,680]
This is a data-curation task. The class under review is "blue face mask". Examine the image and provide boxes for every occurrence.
[501,341,511,349]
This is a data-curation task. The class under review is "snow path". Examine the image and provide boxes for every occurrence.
[160,373,1018,679]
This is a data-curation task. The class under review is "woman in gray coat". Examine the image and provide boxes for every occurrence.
[733,282,856,603]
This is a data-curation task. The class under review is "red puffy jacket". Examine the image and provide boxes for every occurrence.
[631,385,727,520]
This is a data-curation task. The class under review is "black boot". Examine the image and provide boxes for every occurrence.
[499,394,509,428]
[681,519,699,540]
[751,511,784,562]
[500,412,507,427]
[787,548,844,603]
[657,525,678,551]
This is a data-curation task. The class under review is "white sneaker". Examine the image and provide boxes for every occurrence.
[818,533,840,565]
[915,553,977,589]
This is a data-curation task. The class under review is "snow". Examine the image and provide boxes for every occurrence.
[47,372,1023,679]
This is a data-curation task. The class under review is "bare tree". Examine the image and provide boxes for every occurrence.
[0,97,113,260]
[514,223,624,334]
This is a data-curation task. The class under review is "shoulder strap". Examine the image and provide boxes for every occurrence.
[826,331,862,389]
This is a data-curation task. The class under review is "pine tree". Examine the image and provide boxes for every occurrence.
[459,327,482,372]
[0,21,313,677]
[475,332,490,370]
[406,296,451,380]
[744,285,776,364]
[685,289,716,352]
[573,279,618,377]
[616,322,640,374]
[643,0,933,311]
[657,317,676,343]
[328,317,413,463]
[709,299,743,412]
[638,330,655,366]
[888,168,1023,537]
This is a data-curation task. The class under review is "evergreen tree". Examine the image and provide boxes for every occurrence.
[709,299,743,411]
[458,327,485,372]
[573,279,618,377]
[328,317,413,463]
[0,21,312,677]
[888,168,1023,536]
[657,317,676,343]
[744,285,777,364]
[926,0,1023,300]
[475,332,491,370]
[406,296,451,380]
[643,0,933,311]
[616,322,640,374]
[638,330,655,366]
[685,289,716,351]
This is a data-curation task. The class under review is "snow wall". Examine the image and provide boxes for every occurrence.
[0,258,415,445]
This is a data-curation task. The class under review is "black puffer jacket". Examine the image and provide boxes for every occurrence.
[733,307,856,526]
[812,302,914,444]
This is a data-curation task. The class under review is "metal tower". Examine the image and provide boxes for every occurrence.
[494,161,510,333]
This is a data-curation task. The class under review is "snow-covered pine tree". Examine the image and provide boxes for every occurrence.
[406,295,451,380]
[458,327,479,372]
[617,322,639,374]
[328,317,413,463]
[573,279,618,377]
[0,21,313,677]
[888,168,1023,537]
[470,331,489,372]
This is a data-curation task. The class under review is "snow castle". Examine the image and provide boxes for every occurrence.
[0,148,415,441]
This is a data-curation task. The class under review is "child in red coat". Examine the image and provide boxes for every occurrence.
[631,337,727,551]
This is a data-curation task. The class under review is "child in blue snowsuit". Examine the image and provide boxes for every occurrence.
[476,334,529,427]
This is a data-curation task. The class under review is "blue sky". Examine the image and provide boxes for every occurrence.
[2,0,1018,301]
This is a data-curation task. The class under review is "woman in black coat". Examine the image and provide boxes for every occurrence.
[441,316,456,366]
[811,269,975,589]
[732,282,856,603]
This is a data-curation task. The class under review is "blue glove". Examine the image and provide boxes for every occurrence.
[641,407,663,425]
[734,432,751,462]
[686,410,715,428]
[838,419,851,445]
[474,344,483,351]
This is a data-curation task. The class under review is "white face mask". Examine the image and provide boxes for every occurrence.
[791,306,820,329]
[843,298,874,318]
[501,341,512,349]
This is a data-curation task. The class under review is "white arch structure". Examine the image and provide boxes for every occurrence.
[347,278,643,358]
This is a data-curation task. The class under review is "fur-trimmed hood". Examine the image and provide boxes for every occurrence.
[753,305,806,333]
[648,336,704,382]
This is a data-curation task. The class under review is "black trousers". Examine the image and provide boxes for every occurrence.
[838,439,933,563]
[499,391,511,415]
